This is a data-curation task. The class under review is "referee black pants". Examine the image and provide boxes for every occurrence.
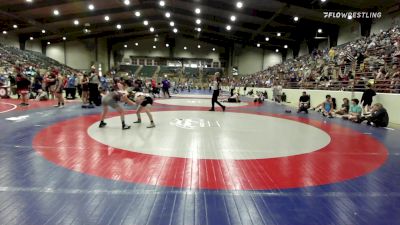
[211,90,224,110]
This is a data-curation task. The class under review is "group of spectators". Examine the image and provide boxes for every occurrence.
[225,25,400,94]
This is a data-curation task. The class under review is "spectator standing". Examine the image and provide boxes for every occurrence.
[361,83,376,113]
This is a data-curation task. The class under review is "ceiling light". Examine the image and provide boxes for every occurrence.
[143,20,149,26]
[124,44,127,48]
[84,28,90,33]
[284,45,288,48]
[135,42,139,46]
[159,1,165,7]
[135,11,141,17]
[47,41,51,45]
[26,0,33,2]
[88,4,95,10]
[318,28,322,33]
[226,25,231,31]
[212,48,216,51]
[347,15,352,20]
[197,45,201,48]
[165,12,171,18]
[150,27,155,32]
[154,38,158,42]
[62,36,66,41]
[230,15,236,22]
[184,46,187,50]
[104,16,110,21]
[73,20,79,25]
[195,27,201,32]
[30,37,34,40]
[53,9,59,16]
[13,24,18,29]
[166,43,169,47]
[257,43,260,47]
[321,0,326,2]
[236,2,243,8]
[173,28,178,33]
[42,29,46,34]
[294,16,299,22]
[265,37,269,41]
[277,32,281,36]
[195,8,201,14]
[169,21,175,27]
[153,45,156,49]
[116,24,122,30]
[2,31,7,34]
[124,0,130,5]
[196,19,201,24]
[276,49,279,52]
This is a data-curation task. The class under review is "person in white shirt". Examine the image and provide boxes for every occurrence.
[209,72,226,111]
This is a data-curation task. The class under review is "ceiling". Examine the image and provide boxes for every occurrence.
[0,0,398,50]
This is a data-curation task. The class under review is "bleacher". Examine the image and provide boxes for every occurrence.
[184,67,199,77]
[139,66,157,77]
[203,68,222,76]
[118,64,139,75]
[159,66,181,75]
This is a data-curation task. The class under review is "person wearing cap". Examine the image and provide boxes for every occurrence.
[133,92,155,128]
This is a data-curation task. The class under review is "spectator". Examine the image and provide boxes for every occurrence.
[297,91,310,114]
[334,98,350,115]
[361,83,376,113]
[65,73,77,99]
[360,103,389,127]
[342,99,362,122]
[312,94,334,118]
[15,73,30,106]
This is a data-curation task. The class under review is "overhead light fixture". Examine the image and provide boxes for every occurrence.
[104,16,110,21]
[236,2,243,8]
[159,0,165,7]
[169,21,175,27]
[265,37,269,41]
[116,24,122,30]
[294,16,299,22]
[226,25,232,31]
[124,0,130,5]
[166,43,169,47]
[276,49,279,52]
[53,9,59,16]
[257,43,260,47]
[62,36,66,41]
[124,44,127,48]
[321,0,326,2]
[230,15,236,22]
[165,12,171,18]
[26,0,33,2]
[212,48,216,51]
[42,29,46,34]
[195,8,201,14]
[88,4,95,10]
[173,28,178,33]
[277,32,281,36]
[153,45,156,49]
[135,11,141,17]
[284,45,288,49]
[197,44,201,48]
[73,20,79,25]
[318,28,322,33]
[83,28,90,33]
[135,42,139,46]
[154,37,158,42]
[150,27,155,32]
[13,24,18,29]
[184,46,187,50]
[195,27,201,32]
[30,37,34,40]
[143,20,149,26]
[2,31,7,34]
[196,19,201,24]
[47,41,51,45]
[347,15,352,20]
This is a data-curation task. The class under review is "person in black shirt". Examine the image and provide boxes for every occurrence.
[361,83,376,113]
[297,91,310,113]
[360,103,389,127]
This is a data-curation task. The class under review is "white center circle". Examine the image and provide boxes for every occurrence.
[155,98,248,107]
[87,111,331,160]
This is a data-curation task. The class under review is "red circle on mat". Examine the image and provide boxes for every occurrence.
[32,108,388,190]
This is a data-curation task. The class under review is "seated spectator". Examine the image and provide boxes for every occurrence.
[360,103,389,127]
[334,98,350,115]
[342,99,362,122]
[312,94,334,118]
[35,89,48,101]
[297,91,310,114]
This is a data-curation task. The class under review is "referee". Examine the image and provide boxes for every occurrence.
[209,72,226,111]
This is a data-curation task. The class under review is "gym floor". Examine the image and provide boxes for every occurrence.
[0,91,399,225]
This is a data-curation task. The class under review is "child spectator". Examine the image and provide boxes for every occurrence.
[342,99,362,122]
